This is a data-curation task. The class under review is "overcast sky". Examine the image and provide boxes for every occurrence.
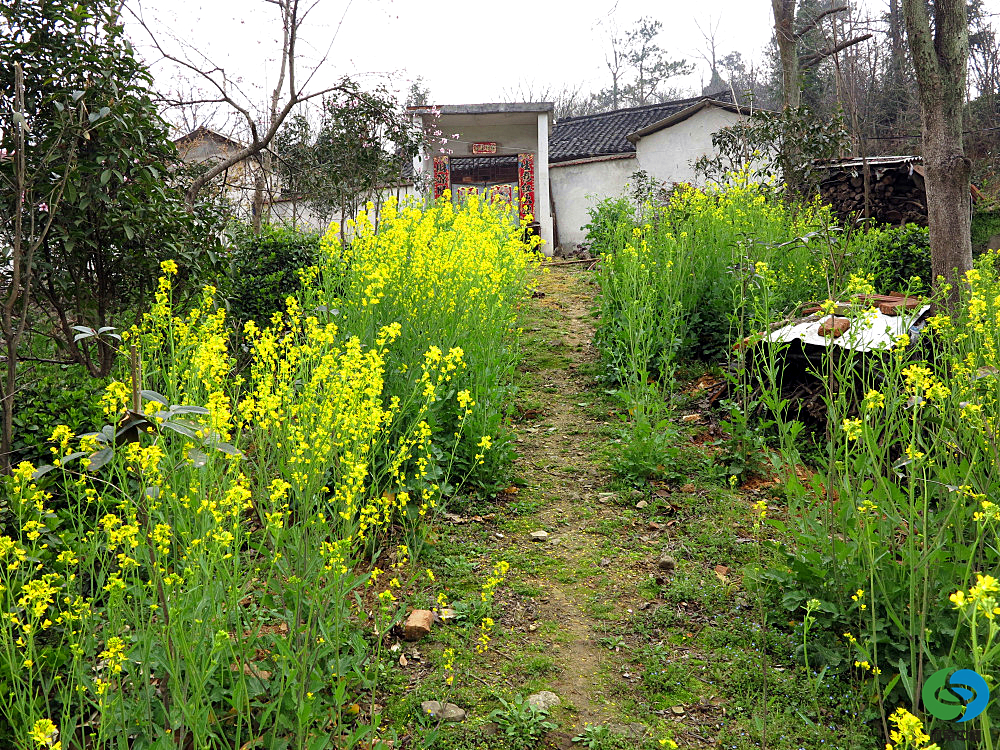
[124,0,994,128]
[127,0,779,118]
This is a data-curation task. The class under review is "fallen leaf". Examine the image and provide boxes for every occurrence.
[399,654,408,667]
[714,564,730,582]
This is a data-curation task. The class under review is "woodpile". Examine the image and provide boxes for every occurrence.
[818,164,928,227]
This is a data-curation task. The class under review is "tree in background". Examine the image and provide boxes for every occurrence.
[131,0,352,214]
[595,17,693,110]
[903,0,973,308]
[274,83,420,236]
[770,0,872,109]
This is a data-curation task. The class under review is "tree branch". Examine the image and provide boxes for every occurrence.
[799,33,873,67]
[794,5,848,40]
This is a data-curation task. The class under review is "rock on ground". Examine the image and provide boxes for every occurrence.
[421,701,466,721]
[403,609,434,641]
[527,690,561,710]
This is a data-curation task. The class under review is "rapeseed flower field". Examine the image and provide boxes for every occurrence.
[0,197,539,748]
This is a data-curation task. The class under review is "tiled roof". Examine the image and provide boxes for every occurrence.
[549,93,735,163]
[451,155,519,170]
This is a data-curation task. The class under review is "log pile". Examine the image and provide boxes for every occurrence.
[818,165,928,227]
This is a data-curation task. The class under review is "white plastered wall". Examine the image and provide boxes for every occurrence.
[549,156,637,249]
[634,106,746,185]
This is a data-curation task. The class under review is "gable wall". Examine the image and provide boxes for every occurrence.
[551,106,748,251]
[634,106,745,184]
[549,156,637,249]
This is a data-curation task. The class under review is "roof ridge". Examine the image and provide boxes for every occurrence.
[554,94,718,124]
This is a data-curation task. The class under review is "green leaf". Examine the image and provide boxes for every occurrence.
[85,447,114,472]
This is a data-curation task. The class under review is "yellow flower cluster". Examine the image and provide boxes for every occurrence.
[324,195,539,343]
[950,574,1000,620]
[480,560,510,603]
[885,707,939,750]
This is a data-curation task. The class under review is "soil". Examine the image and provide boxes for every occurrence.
[501,268,643,724]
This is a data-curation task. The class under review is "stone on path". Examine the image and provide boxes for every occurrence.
[421,700,466,721]
[529,530,549,542]
[403,609,434,641]
[527,690,561,710]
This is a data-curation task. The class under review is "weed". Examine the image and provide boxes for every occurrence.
[489,694,557,749]
[572,723,627,749]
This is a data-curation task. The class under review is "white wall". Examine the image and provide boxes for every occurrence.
[441,123,537,157]
[635,106,745,185]
[550,106,748,250]
[267,183,421,238]
[549,156,637,249]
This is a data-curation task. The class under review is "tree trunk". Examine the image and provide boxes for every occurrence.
[922,105,973,306]
[252,172,265,235]
[902,0,971,311]
[772,0,800,109]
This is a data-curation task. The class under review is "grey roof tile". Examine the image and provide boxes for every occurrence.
[549,93,734,163]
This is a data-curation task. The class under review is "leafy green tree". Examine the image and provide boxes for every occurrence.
[274,82,420,233]
[694,106,849,198]
[0,0,224,469]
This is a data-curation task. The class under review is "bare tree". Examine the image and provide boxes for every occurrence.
[129,0,352,211]
[501,81,595,119]
[903,0,972,309]
[771,0,872,108]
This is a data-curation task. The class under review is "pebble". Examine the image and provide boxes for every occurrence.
[529,530,549,542]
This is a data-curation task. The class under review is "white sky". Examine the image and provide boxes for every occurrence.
[125,0,997,126]
[127,0,779,118]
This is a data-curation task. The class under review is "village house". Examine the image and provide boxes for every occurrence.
[408,102,555,248]
[548,95,750,249]
[410,95,750,253]
[175,96,751,250]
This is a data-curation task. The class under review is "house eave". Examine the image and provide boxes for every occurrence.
[549,153,636,168]
[625,98,751,144]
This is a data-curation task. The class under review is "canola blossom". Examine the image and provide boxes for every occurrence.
[0,196,537,748]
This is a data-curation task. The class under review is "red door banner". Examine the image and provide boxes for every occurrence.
[432,156,451,199]
[517,153,535,221]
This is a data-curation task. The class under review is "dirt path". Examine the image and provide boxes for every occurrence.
[515,268,609,721]
[431,265,881,750]
[497,267,649,732]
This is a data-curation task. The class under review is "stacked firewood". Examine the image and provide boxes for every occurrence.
[819,168,928,226]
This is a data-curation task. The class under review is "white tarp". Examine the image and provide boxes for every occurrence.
[768,305,931,353]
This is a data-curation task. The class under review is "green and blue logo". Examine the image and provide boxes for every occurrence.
[923,668,990,723]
